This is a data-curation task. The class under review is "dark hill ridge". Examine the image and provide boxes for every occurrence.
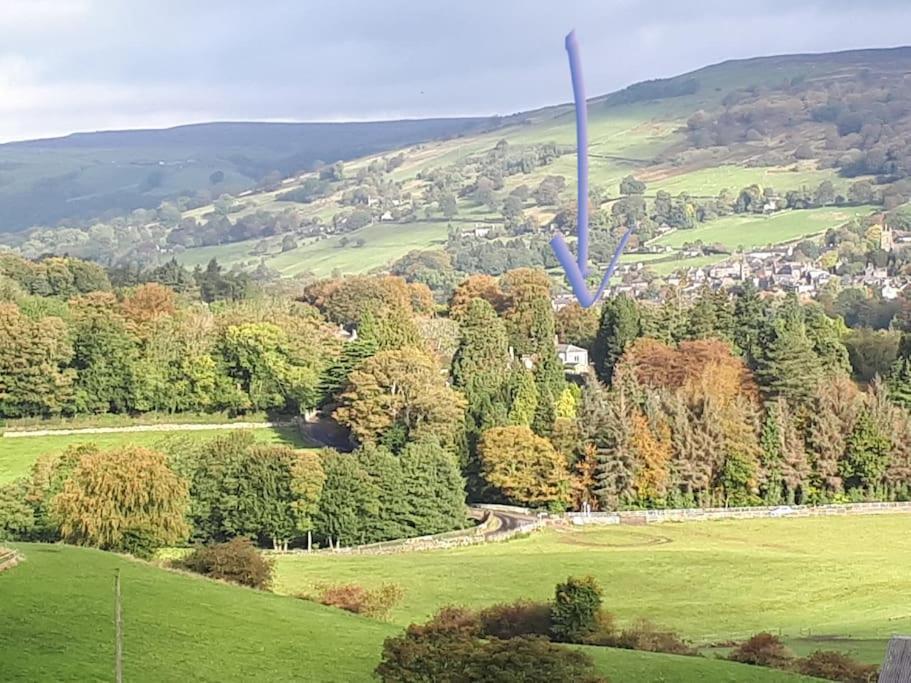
[2,45,910,233]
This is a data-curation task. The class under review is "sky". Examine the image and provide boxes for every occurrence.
[2,0,911,143]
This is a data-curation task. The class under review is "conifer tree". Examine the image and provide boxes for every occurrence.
[592,294,641,385]
[356,443,409,542]
[400,438,467,535]
[314,449,380,547]
[755,306,822,406]
[507,366,538,426]
[804,376,859,496]
[841,407,890,494]
[732,280,767,363]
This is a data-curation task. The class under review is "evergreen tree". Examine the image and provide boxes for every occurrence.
[314,450,380,547]
[684,287,719,340]
[755,306,822,406]
[732,280,767,363]
[887,352,911,409]
[400,438,467,535]
[758,404,784,504]
[841,408,890,494]
[318,311,380,404]
[507,366,538,426]
[803,303,851,377]
[592,294,640,385]
[356,443,409,543]
[451,298,511,429]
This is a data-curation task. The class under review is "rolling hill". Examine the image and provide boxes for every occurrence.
[0,543,821,682]
[0,118,502,232]
[5,45,911,281]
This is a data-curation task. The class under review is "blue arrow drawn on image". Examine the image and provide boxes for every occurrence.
[550,30,634,309]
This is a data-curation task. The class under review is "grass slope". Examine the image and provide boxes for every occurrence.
[274,515,911,664]
[653,206,876,252]
[168,49,907,279]
[0,543,815,682]
[0,543,395,682]
[0,425,311,485]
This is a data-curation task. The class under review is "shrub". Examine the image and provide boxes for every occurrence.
[479,600,552,639]
[796,650,879,683]
[376,610,606,683]
[550,575,603,643]
[582,609,618,646]
[310,582,404,620]
[179,537,273,589]
[614,618,697,656]
[464,636,607,683]
[727,632,794,669]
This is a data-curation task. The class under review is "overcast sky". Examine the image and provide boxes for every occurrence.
[2,0,910,143]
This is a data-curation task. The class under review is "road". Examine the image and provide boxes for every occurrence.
[471,506,541,539]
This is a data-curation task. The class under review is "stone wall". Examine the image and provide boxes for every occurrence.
[567,501,911,526]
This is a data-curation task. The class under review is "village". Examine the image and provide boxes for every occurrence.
[549,220,911,308]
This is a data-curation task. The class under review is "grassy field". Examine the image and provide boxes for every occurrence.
[0,425,311,485]
[274,514,911,664]
[0,543,818,682]
[653,206,876,252]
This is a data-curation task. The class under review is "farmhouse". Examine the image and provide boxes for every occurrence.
[557,343,589,373]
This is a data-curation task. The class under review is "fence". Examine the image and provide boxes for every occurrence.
[566,500,911,526]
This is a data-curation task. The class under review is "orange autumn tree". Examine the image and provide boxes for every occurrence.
[448,274,504,321]
[629,411,672,503]
[617,337,762,506]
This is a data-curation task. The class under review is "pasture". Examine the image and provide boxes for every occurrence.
[0,543,818,682]
[274,514,911,664]
[0,425,311,485]
[653,206,876,252]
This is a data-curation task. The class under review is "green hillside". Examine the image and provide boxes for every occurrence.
[274,514,911,665]
[0,543,818,682]
[8,46,908,280]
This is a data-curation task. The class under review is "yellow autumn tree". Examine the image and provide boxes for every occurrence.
[478,426,570,510]
[51,446,189,557]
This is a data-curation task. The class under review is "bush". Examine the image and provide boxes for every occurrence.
[309,582,404,620]
[376,609,606,683]
[613,618,697,656]
[550,575,603,643]
[796,650,878,683]
[582,609,618,646]
[479,600,552,639]
[727,632,794,669]
[464,636,607,683]
[179,537,273,589]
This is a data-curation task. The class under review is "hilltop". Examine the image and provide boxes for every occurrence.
[6,45,911,282]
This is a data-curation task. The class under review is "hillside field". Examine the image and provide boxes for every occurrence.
[0,543,821,682]
[652,206,877,252]
[0,425,312,485]
[274,514,911,664]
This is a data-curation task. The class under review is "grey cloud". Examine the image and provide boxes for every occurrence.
[1,0,910,142]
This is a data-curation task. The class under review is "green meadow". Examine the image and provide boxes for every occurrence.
[0,425,311,485]
[274,514,911,664]
[0,543,820,682]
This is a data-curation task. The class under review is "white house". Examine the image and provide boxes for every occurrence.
[556,343,589,373]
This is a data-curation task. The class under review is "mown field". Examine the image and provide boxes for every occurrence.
[0,543,820,682]
[274,514,911,665]
[652,205,876,253]
[0,425,312,485]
